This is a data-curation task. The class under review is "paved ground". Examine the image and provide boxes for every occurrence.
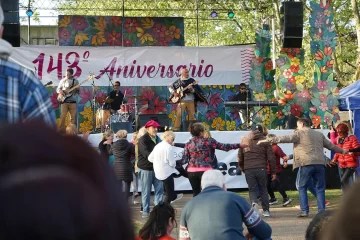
[130,193,318,240]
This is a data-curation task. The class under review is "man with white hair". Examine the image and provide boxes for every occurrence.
[179,170,272,240]
[0,4,55,125]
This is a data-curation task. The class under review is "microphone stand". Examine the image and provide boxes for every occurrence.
[91,78,97,133]
[246,89,250,129]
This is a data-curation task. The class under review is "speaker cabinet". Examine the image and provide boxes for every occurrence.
[282,1,303,48]
[1,0,20,47]
[3,23,20,47]
[111,122,133,134]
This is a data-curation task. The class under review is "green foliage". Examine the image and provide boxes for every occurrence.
[55,0,358,84]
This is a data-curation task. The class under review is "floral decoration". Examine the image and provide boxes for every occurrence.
[274,48,307,128]
[248,28,276,128]
[309,0,339,127]
[58,16,185,46]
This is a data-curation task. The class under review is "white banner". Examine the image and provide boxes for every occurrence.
[10,46,254,87]
[87,130,331,190]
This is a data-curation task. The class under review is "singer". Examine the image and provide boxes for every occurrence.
[105,80,125,114]
[234,83,254,128]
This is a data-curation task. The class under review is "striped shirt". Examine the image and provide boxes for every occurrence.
[0,57,56,126]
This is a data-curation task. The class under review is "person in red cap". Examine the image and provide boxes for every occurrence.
[137,120,164,218]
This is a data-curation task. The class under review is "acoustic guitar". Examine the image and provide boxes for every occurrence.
[169,82,196,104]
[57,73,95,104]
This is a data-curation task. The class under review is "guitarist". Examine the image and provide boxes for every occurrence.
[169,67,206,131]
[56,68,79,133]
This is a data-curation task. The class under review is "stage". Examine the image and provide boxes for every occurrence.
[88,129,331,191]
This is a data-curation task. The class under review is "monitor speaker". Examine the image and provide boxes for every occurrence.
[282,1,303,48]
[111,122,133,134]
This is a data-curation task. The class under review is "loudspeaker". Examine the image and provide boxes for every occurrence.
[181,120,200,132]
[1,0,19,11]
[282,1,303,48]
[3,23,20,47]
[111,122,133,134]
[1,0,20,47]
[136,114,169,132]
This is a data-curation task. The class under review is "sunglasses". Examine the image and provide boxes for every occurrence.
[240,88,246,90]
[114,85,120,86]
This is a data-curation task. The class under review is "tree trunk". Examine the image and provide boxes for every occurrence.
[351,0,360,81]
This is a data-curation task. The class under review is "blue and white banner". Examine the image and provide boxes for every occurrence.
[88,130,331,190]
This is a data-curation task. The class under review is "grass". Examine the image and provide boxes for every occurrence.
[237,189,343,210]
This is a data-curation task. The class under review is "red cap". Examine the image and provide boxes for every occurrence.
[144,120,161,128]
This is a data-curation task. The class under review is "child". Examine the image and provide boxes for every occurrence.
[266,134,293,207]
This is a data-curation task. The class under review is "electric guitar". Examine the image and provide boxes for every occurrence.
[57,73,95,104]
[169,82,196,104]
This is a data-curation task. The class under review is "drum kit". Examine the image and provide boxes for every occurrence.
[95,95,141,132]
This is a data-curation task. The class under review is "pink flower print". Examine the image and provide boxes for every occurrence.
[319,102,328,111]
[317,81,328,91]
[283,69,293,79]
[79,88,93,104]
[320,94,327,102]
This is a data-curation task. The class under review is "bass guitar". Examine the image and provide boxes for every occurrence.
[57,73,95,104]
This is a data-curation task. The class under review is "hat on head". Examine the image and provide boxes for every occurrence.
[144,120,161,128]
[252,124,263,133]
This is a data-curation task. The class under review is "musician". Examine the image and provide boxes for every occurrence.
[57,68,79,133]
[235,83,254,128]
[106,81,124,114]
[169,68,206,131]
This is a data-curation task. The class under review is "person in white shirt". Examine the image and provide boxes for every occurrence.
[148,131,183,204]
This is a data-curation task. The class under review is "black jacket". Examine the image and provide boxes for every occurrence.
[98,139,112,161]
[137,133,161,171]
[112,138,135,182]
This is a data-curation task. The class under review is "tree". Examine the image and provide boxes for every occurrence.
[54,0,359,85]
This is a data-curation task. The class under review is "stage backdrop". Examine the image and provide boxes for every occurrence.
[86,130,331,190]
[10,46,256,131]
[10,46,254,87]
[58,16,185,47]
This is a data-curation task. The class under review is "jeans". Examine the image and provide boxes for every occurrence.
[296,167,317,197]
[339,167,355,190]
[298,165,326,213]
[131,170,139,194]
[245,168,269,211]
[138,169,164,214]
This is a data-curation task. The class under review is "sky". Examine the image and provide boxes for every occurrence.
[19,0,58,26]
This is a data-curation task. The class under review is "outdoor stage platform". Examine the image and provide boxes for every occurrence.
[87,129,334,190]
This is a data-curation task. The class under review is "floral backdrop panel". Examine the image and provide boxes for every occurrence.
[58,16,185,47]
[48,85,242,133]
